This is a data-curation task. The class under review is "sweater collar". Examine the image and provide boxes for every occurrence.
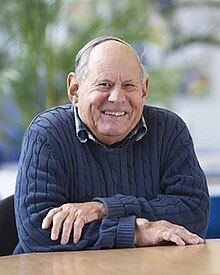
[73,106,147,147]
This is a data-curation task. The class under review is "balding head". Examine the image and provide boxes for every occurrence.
[74,36,147,83]
[67,36,149,145]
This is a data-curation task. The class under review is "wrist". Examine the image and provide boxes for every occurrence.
[94,201,107,218]
[134,231,138,246]
[134,226,140,246]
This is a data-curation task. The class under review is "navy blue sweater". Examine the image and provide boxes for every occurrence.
[14,104,209,254]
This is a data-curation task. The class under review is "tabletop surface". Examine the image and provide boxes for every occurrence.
[0,239,220,275]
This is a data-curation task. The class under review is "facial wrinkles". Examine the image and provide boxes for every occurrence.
[91,74,142,116]
[77,42,146,140]
[87,46,142,84]
[94,63,141,83]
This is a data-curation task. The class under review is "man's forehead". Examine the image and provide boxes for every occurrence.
[88,40,136,62]
[93,73,138,83]
[84,40,142,81]
[86,63,141,82]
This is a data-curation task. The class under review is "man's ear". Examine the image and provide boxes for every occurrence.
[142,76,149,101]
[67,72,79,106]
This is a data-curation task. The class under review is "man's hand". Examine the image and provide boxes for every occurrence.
[42,201,106,245]
[134,218,204,247]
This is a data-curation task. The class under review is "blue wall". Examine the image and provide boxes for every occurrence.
[206,196,220,238]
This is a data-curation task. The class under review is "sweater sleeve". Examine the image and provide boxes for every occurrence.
[94,123,210,238]
[14,128,135,254]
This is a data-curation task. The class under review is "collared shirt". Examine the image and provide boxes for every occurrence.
[73,106,147,147]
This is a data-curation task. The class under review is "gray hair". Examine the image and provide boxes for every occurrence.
[74,36,147,83]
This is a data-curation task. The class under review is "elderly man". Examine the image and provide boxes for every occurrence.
[14,36,209,254]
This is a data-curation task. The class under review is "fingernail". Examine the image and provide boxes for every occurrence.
[51,234,57,241]
[61,239,67,245]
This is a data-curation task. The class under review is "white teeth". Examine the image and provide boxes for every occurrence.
[104,111,125,116]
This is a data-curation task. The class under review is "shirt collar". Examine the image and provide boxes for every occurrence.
[73,106,147,146]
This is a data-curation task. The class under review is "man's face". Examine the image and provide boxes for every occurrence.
[68,41,148,145]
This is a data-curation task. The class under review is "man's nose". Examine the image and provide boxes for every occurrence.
[108,85,126,102]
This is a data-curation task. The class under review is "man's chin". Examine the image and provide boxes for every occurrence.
[95,130,128,145]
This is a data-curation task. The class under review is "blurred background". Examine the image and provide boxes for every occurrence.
[0,0,219,237]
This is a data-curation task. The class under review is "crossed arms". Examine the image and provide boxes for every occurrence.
[41,201,204,247]
[14,115,209,253]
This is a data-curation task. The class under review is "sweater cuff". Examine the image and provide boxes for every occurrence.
[116,216,136,248]
[93,196,126,218]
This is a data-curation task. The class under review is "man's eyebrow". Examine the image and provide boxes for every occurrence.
[123,79,139,84]
[94,78,138,84]
[92,78,109,85]
[95,78,114,83]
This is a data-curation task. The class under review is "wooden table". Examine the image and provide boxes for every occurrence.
[0,239,220,275]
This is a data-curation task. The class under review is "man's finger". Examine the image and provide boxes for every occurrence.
[73,218,85,243]
[160,231,185,246]
[174,227,204,245]
[179,233,204,245]
[60,214,75,245]
[168,233,185,246]
[42,207,62,229]
[194,235,204,244]
[51,211,68,241]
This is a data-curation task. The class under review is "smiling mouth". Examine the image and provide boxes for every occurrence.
[102,111,126,117]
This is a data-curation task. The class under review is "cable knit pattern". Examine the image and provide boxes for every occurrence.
[14,104,209,254]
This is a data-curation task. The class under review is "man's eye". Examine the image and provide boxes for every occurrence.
[99,83,111,87]
[97,83,112,91]
[123,83,136,91]
[124,83,134,87]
